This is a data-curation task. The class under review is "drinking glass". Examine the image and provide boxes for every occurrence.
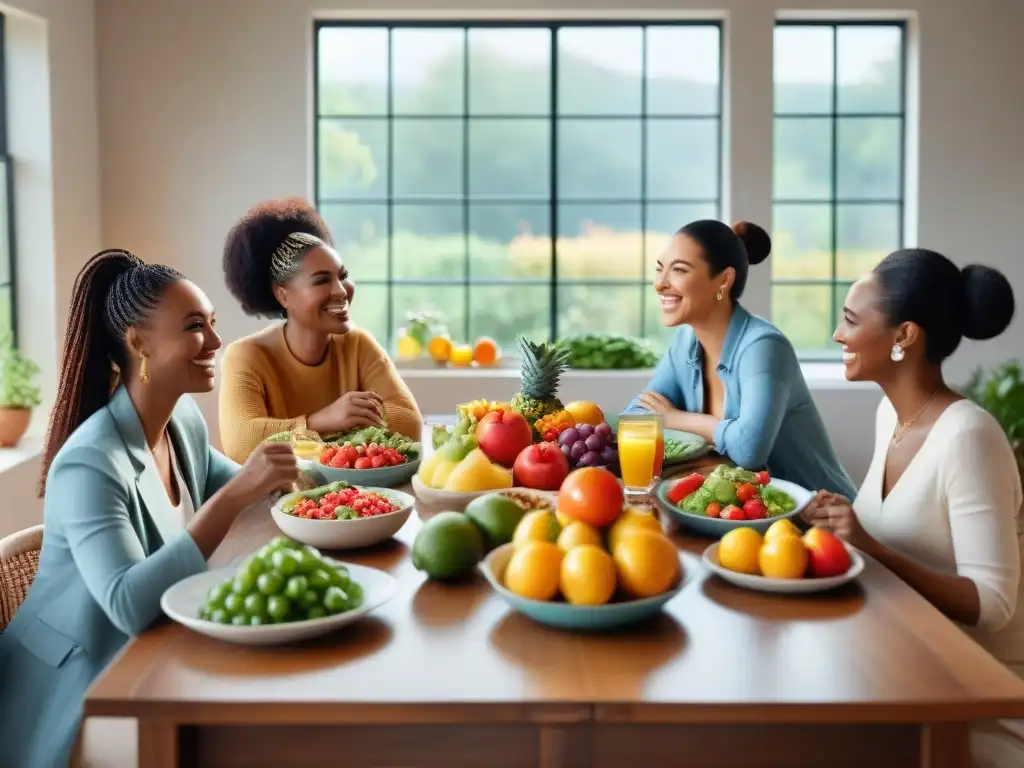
[616,413,664,499]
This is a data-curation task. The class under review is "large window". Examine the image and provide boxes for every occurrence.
[0,13,16,344]
[772,21,906,357]
[314,21,722,352]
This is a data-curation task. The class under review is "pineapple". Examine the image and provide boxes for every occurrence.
[510,337,570,426]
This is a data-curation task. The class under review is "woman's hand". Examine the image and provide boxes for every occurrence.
[637,391,681,417]
[226,442,300,506]
[307,391,385,434]
[801,491,876,552]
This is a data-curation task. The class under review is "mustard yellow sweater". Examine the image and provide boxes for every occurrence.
[218,324,423,463]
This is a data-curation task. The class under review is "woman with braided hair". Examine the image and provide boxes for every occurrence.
[219,197,422,461]
[0,250,299,767]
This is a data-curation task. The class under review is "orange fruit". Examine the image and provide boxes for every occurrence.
[560,545,617,605]
[558,467,624,528]
[758,535,809,579]
[607,506,663,554]
[426,335,453,363]
[473,337,501,366]
[504,541,563,601]
[612,529,681,599]
[564,401,605,426]
[556,521,603,551]
[718,528,763,575]
[512,509,561,548]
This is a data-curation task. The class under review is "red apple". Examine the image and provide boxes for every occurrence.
[475,410,533,467]
[802,527,852,578]
[513,442,570,491]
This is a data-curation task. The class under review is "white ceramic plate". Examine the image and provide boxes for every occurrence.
[160,559,396,645]
[702,540,865,594]
[270,487,415,550]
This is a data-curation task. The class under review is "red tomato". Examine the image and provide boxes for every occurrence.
[735,483,758,504]
[705,502,722,518]
[667,472,704,504]
[354,457,373,470]
[755,470,770,486]
[513,442,570,491]
[370,456,386,468]
[721,504,745,521]
[742,499,767,520]
[558,467,624,528]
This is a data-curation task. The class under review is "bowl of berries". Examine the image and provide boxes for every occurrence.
[298,439,422,489]
[270,481,416,550]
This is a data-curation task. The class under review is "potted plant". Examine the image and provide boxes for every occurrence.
[0,333,42,447]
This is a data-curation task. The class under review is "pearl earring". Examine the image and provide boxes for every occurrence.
[890,343,905,362]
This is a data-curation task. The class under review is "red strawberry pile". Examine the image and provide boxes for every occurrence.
[287,487,399,520]
[319,442,408,470]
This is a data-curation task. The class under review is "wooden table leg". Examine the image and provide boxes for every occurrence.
[138,719,181,768]
[920,722,971,768]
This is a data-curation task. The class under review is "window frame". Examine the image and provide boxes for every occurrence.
[0,12,18,346]
[771,19,908,361]
[312,19,724,350]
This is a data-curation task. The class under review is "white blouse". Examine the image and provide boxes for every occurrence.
[854,398,1022,632]
[168,443,196,527]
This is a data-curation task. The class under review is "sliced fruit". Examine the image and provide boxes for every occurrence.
[560,545,616,605]
[759,535,810,579]
[718,527,763,575]
[442,448,513,492]
[612,529,681,599]
[504,541,563,601]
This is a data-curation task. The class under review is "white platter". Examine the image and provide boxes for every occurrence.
[702,540,865,594]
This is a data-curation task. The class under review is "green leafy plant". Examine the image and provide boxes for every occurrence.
[963,360,1024,462]
[0,334,42,410]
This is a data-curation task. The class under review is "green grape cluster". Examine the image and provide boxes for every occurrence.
[198,536,364,626]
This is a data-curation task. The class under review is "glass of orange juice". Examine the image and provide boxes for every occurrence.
[616,413,664,498]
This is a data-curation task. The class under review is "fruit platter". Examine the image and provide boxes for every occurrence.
[703,522,865,594]
[160,536,397,645]
[271,481,415,550]
[653,464,812,538]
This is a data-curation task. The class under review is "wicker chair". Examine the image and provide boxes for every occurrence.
[0,524,43,631]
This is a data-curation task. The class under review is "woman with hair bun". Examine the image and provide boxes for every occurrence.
[805,248,1021,632]
[219,197,422,462]
[626,219,856,498]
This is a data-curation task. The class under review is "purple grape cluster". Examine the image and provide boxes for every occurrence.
[557,422,619,471]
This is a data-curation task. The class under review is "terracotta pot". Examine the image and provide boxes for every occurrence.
[0,407,31,447]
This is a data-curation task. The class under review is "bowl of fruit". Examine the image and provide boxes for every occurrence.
[292,427,422,488]
[703,522,865,594]
[653,464,811,539]
[160,536,397,645]
[271,481,415,549]
[479,467,689,631]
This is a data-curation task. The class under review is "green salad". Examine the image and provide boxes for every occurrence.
[265,427,418,457]
[667,464,796,521]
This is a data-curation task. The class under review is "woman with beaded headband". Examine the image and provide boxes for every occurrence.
[219,197,422,462]
[0,250,298,767]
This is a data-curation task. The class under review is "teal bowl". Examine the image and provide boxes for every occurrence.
[480,543,687,631]
[652,476,812,539]
[297,450,421,489]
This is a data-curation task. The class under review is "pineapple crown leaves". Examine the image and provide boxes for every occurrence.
[516,335,569,400]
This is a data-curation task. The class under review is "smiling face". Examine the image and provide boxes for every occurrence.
[126,279,221,394]
[653,233,734,327]
[272,245,355,334]
[833,274,918,382]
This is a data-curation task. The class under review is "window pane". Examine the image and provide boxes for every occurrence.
[836,203,900,280]
[469,204,550,280]
[557,27,643,114]
[772,203,833,280]
[319,203,388,282]
[469,285,550,351]
[392,119,463,198]
[392,284,467,343]
[772,284,836,353]
[557,204,642,281]
[318,27,388,115]
[392,204,464,280]
[391,28,464,115]
[318,119,387,199]
[645,118,719,199]
[837,26,902,114]
[836,117,902,200]
[468,28,551,116]
[351,284,389,346]
[468,119,550,199]
[558,284,642,338]
[774,26,833,114]
[557,119,641,199]
[774,117,833,200]
[646,26,721,115]
[645,202,719,264]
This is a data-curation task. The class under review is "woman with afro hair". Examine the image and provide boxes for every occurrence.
[219,197,422,462]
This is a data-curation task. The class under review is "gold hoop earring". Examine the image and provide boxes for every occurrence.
[716,290,724,301]
[139,355,150,384]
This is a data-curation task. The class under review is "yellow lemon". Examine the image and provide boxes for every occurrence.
[426,335,452,362]
[612,529,681,599]
[758,535,810,579]
[718,527,763,575]
[449,344,474,367]
[560,545,617,606]
[607,506,663,554]
[504,541,563,601]
[512,509,561,548]
[395,334,423,360]
[556,521,603,552]
[764,518,801,543]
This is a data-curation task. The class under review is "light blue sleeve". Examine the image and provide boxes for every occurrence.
[205,447,240,499]
[623,344,686,413]
[712,337,793,468]
[49,447,207,636]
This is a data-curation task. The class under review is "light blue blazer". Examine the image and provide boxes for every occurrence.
[0,386,239,768]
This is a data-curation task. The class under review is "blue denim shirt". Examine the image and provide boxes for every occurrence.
[625,304,857,498]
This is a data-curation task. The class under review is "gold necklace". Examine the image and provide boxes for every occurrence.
[891,387,941,448]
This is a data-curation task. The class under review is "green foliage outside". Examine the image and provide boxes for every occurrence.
[0,332,42,409]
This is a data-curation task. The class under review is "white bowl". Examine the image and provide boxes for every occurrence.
[702,540,865,594]
[410,473,511,513]
[160,559,396,645]
[270,487,415,550]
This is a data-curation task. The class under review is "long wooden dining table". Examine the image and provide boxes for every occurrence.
[84,423,1024,768]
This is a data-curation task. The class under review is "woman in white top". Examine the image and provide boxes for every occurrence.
[804,248,1021,632]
